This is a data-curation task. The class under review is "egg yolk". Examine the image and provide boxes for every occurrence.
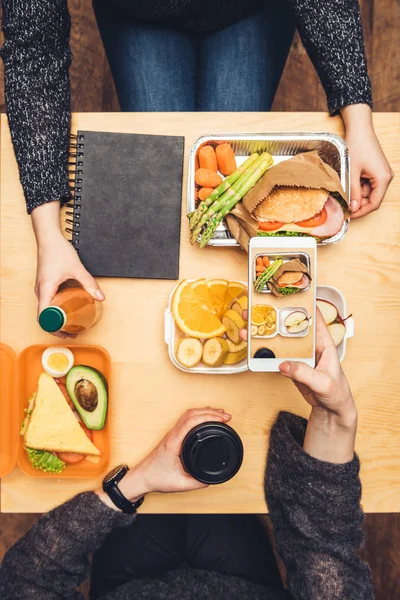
[47,353,69,372]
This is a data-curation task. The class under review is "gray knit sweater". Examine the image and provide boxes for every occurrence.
[1,0,372,214]
[0,412,373,599]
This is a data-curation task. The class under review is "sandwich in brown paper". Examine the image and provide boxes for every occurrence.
[267,259,311,297]
[226,151,350,250]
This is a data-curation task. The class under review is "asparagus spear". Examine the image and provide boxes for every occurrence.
[198,154,274,248]
[254,259,283,294]
[190,153,271,244]
[189,153,259,231]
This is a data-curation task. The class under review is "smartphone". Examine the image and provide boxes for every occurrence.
[248,237,317,372]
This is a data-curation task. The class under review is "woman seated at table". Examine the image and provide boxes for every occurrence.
[0,313,374,599]
[0,0,393,328]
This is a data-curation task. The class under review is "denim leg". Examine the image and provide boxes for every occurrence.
[197,0,296,111]
[93,1,197,111]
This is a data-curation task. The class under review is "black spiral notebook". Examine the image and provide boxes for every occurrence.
[67,130,184,279]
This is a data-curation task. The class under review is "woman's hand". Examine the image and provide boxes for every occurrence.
[98,408,232,508]
[341,104,394,219]
[32,202,105,338]
[279,309,357,463]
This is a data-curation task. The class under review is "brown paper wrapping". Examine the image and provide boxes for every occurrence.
[227,151,349,251]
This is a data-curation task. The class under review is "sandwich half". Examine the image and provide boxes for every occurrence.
[24,373,100,456]
[253,187,347,240]
[267,259,311,297]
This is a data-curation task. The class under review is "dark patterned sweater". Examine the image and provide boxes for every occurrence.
[0,412,373,600]
[1,0,372,214]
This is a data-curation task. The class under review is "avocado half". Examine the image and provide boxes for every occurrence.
[66,366,108,430]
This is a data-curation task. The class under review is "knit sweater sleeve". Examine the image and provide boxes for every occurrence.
[0,0,72,214]
[0,492,136,600]
[266,411,374,600]
[289,0,372,113]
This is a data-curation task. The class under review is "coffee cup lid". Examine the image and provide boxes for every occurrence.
[181,422,243,485]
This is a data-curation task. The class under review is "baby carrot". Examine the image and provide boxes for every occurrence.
[198,145,218,172]
[256,257,264,267]
[262,256,270,268]
[195,168,223,188]
[215,143,237,176]
[198,187,214,201]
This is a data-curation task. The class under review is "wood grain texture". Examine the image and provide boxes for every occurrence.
[0,111,399,516]
[0,1,399,112]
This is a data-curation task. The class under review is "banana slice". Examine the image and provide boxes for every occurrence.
[222,309,246,344]
[251,325,258,336]
[231,295,248,315]
[226,339,247,353]
[202,338,229,367]
[176,338,203,368]
[223,347,247,365]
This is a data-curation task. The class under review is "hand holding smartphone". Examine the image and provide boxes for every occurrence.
[248,237,317,372]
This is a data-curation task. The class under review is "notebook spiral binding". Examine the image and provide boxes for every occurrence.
[65,133,85,251]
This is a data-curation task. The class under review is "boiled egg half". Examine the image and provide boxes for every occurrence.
[42,347,74,378]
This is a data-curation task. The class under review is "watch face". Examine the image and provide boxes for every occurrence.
[103,464,127,486]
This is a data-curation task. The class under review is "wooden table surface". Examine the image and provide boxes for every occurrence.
[1,112,399,514]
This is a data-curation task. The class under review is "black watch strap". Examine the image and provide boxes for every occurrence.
[102,464,145,515]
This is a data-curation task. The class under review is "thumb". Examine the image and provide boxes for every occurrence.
[77,268,105,301]
[350,166,362,213]
[280,361,329,397]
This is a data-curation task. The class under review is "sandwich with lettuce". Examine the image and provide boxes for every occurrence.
[21,373,100,473]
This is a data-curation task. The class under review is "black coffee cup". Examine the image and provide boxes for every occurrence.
[181,422,243,485]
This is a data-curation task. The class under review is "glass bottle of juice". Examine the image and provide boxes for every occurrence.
[38,285,103,334]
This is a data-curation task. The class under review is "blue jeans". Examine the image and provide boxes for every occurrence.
[93,2,295,111]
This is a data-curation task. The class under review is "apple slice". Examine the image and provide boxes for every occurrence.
[287,320,309,334]
[328,322,346,347]
[284,311,307,328]
[316,299,338,325]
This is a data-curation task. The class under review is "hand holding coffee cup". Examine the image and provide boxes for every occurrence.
[127,408,234,496]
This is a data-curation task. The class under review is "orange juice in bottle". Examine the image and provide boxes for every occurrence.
[39,285,103,334]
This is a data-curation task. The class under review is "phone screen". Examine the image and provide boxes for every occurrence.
[248,238,316,371]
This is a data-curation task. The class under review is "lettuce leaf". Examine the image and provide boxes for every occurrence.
[278,286,301,296]
[26,449,66,474]
[257,231,318,239]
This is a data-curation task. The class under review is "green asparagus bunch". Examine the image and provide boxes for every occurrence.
[254,259,283,294]
[197,153,273,248]
[189,153,259,231]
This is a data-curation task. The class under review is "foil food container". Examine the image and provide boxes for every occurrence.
[187,133,350,247]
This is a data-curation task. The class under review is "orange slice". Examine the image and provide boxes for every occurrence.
[222,281,247,313]
[206,279,228,317]
[190,279,213,311]
[172,280,226,339]
[251,305,271,326]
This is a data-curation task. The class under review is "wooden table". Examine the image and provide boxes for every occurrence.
[1,112,399,514]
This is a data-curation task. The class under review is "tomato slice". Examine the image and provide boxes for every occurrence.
[57,452,86,464]
[295,207,327,228]
[258,221,285,232]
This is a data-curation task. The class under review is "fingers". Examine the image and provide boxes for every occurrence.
[36,281,59,317]
[350,167,362,212]
[77,268,105,301]
[279,360,331,397]
[239,328,248,342]
[174,408,231,441]
[351,169,393,220]
[315,308,335,362]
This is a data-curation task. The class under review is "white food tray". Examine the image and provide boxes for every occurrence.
[164,284,354,374]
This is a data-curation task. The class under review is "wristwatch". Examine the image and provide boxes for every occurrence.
[102,464,145,514]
